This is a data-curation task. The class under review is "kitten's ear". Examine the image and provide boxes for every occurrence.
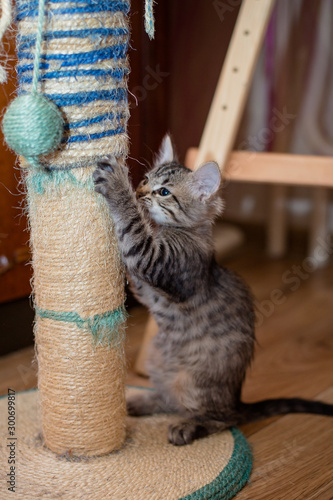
[191,162,221,199]
[155,134,176,166]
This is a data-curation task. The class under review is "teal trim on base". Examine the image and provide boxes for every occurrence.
[180,427,252,500]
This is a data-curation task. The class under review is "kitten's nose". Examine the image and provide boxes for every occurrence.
[136,185,149,199]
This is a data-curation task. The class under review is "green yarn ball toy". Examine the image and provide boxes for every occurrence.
[2,93,64,164]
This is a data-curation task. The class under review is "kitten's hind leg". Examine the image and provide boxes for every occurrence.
[168,418,229,446]
[126,390,174,416]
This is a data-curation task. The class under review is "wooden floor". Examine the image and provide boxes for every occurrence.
[1,234,333,499]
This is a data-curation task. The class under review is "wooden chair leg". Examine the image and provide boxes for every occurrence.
[267,185,288,258]
[309,187,330,267]
[195,0,275,170]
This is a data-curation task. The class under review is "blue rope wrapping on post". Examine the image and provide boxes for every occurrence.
[16,0,130,171]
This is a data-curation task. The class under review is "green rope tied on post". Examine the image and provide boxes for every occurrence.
[2,0,64,169]
[36,306,128,346]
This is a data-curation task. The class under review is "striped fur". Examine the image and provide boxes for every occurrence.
[93,137,333,446]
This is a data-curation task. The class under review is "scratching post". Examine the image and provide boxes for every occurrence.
[12,0,130,456]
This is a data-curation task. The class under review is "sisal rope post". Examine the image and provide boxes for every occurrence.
[4,0,131,456]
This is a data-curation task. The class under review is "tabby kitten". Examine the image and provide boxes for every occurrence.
[93,135,333,446]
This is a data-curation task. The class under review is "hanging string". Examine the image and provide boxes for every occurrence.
[32,0,46,93]
[0,0,13,83]
[144,0,155,40]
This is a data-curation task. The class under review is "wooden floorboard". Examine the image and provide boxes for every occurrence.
[0,245,332,498]
[238,387,333,500]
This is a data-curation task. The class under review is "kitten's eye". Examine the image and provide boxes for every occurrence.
[158,188,170,196]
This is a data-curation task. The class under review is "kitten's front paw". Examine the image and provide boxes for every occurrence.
[93,157,129,198]
[93,158,115,197]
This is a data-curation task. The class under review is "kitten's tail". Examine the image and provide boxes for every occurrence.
[237,398,333,424]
